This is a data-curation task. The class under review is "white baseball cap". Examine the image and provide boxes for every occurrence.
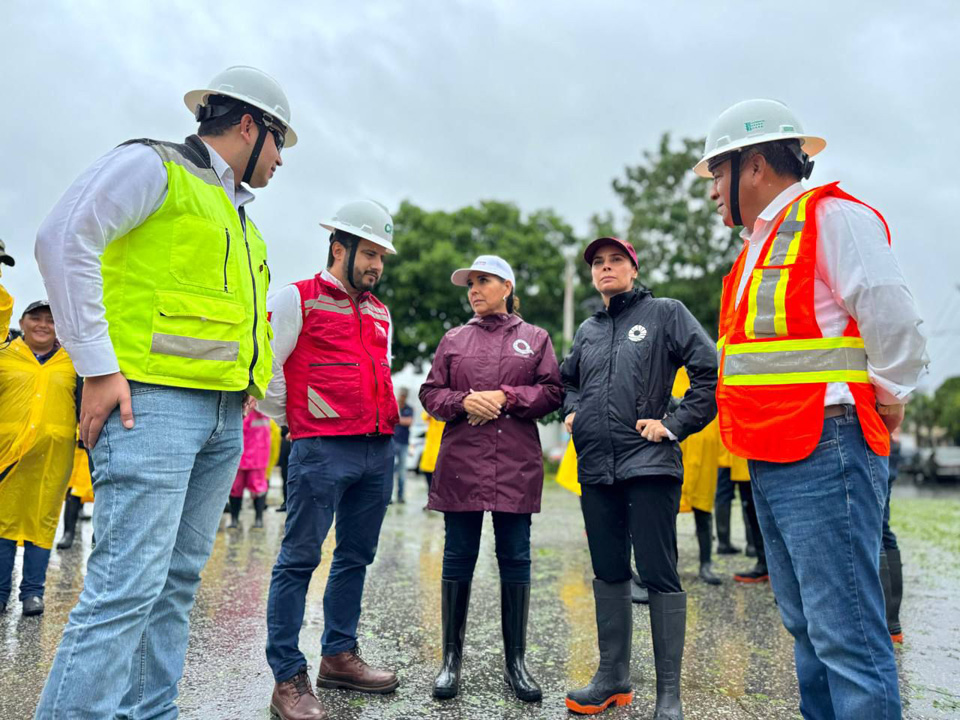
[451,255,516,287]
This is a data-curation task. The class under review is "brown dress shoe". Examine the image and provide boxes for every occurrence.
[316,646,399,694]
[271,667,328,720]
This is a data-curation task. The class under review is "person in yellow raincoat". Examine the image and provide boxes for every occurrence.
[0,301,77,616]
[0,238,15,342]
[674,368,723,586]
[418,411,445,507]
[56,438,96,550]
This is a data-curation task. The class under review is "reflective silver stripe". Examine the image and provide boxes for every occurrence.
[766,203,805,265]
[151,144,222,188]
[315,294,352,308]
[150,333,239,362]
[360,306,390,321]
[304,300,353,316]
[766,228,801,265]
[307,386,340,419]
[359,301,389,315]
[723,345,868,377]
[751,269,781,338]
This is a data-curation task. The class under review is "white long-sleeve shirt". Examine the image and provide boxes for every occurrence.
[736,182,928,406]
[34,140,254,377]
[258,269,393,425]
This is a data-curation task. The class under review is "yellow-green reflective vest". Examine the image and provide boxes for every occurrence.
[101,136,273,398]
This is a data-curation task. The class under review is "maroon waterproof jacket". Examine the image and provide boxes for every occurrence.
[420,314,563,513]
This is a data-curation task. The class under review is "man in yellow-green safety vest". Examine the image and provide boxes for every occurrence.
[34,66,297,718]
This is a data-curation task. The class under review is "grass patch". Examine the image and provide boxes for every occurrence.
[889,497,960,556]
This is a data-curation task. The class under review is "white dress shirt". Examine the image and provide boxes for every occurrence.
[736,182,928,406]
[258,269,393,424]
[34,140,254,377]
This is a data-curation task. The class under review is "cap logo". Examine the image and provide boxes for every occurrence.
[513,339,534,356]
[384,223,393,235]
[744,120,765,132]
[627,325,647,343]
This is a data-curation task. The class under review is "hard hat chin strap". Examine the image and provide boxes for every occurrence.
[729,151,743,227]
[345,239,361,291]
[332,232,362,291]
[241,124,268,186]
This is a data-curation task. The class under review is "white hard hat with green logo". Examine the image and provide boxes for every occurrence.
[184,65,297,148]
[693,98,825,178]
[321,200,396,255]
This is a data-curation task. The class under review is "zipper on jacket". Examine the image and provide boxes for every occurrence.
[309,362,359,367]
[223,229,231,292]
[353,295,381,433]
[606,315,617,471]
[241,227,259,387]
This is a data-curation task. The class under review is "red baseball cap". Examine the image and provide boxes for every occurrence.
[583,237,638,269]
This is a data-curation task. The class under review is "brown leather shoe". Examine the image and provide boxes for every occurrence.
[270,667,328,720]
[316,646,399,694]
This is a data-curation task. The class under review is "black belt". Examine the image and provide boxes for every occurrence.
[824,404,853,419]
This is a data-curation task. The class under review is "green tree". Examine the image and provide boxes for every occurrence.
[378,200,579,370]
[596,133,740,338]
[905,392,938,448]
[933,376,960,444]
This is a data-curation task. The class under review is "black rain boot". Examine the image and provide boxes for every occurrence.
[884,548,904,642]
[253,495,266,529]
[715,502,740,555]
[694,510,721,586]
[649,591,686,720]
[565,579,633,714]
[434,580,471,699]
[57,495,83,549]
[227,496,242,529]
[501,583,541,702]
[742,501,756,557]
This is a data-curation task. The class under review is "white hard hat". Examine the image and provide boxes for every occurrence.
[451,255,516,287]
[321,200,396,254]
[693,99,825,178]
[184,66,297,148]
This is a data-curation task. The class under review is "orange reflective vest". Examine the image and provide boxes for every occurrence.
[716,183,890,463]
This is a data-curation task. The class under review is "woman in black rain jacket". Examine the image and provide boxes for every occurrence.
[562,237,717,718]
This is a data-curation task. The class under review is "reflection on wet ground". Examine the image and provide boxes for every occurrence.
[2,480,957,719]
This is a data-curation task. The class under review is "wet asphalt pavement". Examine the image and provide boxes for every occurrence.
[2,477,958,719]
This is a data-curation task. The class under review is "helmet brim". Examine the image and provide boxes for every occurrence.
[693,134,825,177]
[320,221,397,255]
[184,89,298,148]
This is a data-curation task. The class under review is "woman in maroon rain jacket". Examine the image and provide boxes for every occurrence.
[419,254,562,704]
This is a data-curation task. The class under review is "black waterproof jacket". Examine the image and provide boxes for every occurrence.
[561,288,718,485]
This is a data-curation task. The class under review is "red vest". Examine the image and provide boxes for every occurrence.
[716,183,890,463]
[284,275,399,440]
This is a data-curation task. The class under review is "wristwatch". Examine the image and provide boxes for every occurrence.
[877,404,904,416]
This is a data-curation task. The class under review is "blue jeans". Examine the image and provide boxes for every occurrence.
[0,539,51,604]
[750,407,901,720]
[266,435,392,682]
[393,441,408,501]
[36,382,242,720]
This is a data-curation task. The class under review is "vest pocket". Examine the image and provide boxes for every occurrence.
[169,215,235,293]
[147,291,245,383]
[306,363,361,420]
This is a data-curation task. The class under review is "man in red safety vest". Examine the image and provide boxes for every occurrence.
[698,98,927,720]
[260,200,400,720]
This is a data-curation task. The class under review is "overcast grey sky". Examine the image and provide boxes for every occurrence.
[2,0,957,389]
